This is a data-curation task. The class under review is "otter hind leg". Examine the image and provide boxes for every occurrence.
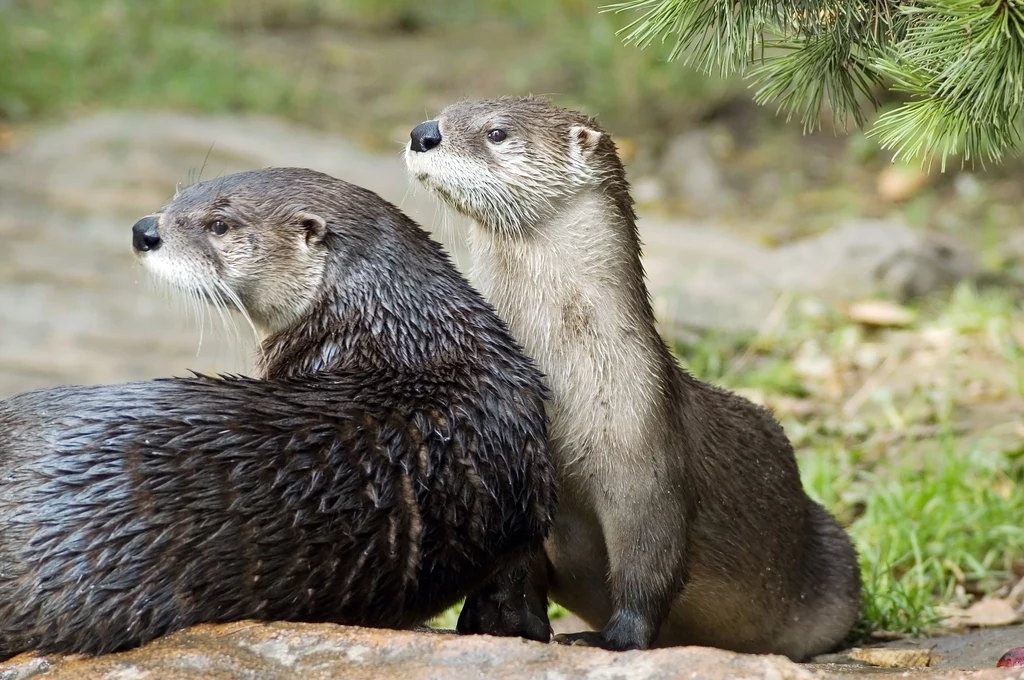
[774,501,862,660]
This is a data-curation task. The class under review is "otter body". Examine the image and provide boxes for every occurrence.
[405,98,861,660]
[0,168,555,657]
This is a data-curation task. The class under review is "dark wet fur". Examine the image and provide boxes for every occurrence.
[0,168,556,658]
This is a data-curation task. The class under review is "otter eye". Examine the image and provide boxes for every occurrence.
[487,129,507,144]
[209,219,229,236]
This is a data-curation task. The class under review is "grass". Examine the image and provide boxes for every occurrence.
[0,0,731,145]
[0,0,334,123]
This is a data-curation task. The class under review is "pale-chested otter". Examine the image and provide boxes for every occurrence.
[405,97,861,660]
[0,167,555,658]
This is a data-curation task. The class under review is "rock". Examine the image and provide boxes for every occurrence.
[631,176,665,206]
[0,622,1019,680]
[659,129,733,216]
[815,623,1024,673]
[0,622,813,680]
[770,219,979,302]
[638,217,977,337]
[638,217,779,335]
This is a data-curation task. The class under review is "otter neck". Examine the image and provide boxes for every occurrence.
[466,188,661,360]
[257,244,484,380]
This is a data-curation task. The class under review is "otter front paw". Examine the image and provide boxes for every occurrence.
[457,593,551,643]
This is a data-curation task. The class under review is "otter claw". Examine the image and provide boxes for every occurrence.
[553,632,606,648]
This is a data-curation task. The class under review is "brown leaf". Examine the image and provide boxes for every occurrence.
[877,164,931,202]
[845,300,916,327]
[848,647,932,668]
[937,598,1024,628]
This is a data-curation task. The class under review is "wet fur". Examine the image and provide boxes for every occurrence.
[405,97,861,660]
[0,168,556,658]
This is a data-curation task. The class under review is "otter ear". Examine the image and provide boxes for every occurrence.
[569,125,602,159]
[296,211,327,247]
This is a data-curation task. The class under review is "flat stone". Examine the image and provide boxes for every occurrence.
[1,622,1019,680]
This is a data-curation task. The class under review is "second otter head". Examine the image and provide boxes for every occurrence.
[132,168,331,337]
[405,96,620,236]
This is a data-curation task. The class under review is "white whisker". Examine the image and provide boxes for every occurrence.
[214,278,264,367]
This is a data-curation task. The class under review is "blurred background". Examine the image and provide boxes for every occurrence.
[1,0,1022,642]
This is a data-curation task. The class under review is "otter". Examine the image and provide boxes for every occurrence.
[0,167,555,658]
[405,97,861,660]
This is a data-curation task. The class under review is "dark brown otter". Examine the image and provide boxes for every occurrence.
[0,167,555,658]
[405,97,862,660]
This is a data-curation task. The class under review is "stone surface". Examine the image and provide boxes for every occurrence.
[659,129,733,215]
[1,622,1021,680]
[769,220,979,303]
[815,624,1024,673]
[639,216,978,336]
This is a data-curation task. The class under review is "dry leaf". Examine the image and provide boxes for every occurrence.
[877,164,930,202]
[845,300,916,327]
[848,647,932,668]
[937,598,1024,628]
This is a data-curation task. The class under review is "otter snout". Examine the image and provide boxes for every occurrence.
[132,216,162,253]
[409,120,441,153]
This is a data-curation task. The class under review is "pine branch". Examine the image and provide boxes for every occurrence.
[606,0,1024,167]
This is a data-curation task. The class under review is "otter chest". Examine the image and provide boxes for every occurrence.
[469,236,658,471]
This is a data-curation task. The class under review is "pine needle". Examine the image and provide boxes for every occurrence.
[606,0,1024,166]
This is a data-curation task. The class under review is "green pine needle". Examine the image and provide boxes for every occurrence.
[607,0,1024,166]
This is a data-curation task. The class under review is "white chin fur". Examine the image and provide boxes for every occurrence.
[403,149,432,180]
[138,248,186,289]
[138,248,217,305]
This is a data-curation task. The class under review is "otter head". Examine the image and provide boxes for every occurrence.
[132,169,329,337]
[404,96,617,237]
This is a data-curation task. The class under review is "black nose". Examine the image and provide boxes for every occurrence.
[409,120,441,153]
[132,216,162,253]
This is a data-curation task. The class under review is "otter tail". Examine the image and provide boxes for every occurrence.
[775,501,862,661]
